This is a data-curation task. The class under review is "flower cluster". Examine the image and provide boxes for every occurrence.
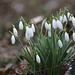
[11,19,35,44]
[10,9,75,75]
[45,10,75,48]
[25,24,35,40]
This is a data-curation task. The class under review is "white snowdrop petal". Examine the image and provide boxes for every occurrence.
[58,39,63,48]
[36,55,41,64]
[65,32,69,41]
[57,20,63,29]
[13,28,18,37]
[67,12,72,21]
[25,26,34,40]
[63,15,67,23]
[48,30,51,37]
[52,19,57,29]
[28,28,34,37]
[25,31,30,40]
[31,24,35,32]
[73,32,75,41]
[11,35,15,44]
[59,16,63,23]
[48,24,51,31]
[72,17,75,27]
[67,12,70,18]
[19,21,23,30]
[45,22,51,31]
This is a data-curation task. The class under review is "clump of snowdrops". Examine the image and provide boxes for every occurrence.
[10,8,75,75]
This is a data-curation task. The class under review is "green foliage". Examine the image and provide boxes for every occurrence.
[10,8,75,75]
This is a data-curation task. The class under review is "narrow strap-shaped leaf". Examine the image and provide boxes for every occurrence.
[15,54,33,73]
[22,54,34,67]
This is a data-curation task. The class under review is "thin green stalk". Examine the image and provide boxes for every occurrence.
[33,50,36,75]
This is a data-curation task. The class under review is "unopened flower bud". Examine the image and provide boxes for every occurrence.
[72,17,75,27]
[58,39,63,48]
[45,22,51,31]
[19,21,23,30]
[57,20,63,29]
[31,24,35,32]
[36,54,41,64]
[73,32,75,41]
[13,27,18,37]
[25,26,34,40]
[52,19,57,29]
[11,35,15,44]
[65,32,69,41]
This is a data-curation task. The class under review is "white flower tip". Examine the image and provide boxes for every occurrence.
[13,28,18,37]
[58,39,63,48]
[52,19,57,29]
[45,22,51,31]
[57,20,63,30]
[19,21,23,30]
[31,24,35,32]
[25,26,34,40]
[73,32,75,41]
[48,30,51,37]
[11,35,15,44]
[36,55,41,64]
[65,32,69,41]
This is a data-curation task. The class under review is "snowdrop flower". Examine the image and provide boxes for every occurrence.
[31,24,35,32]
[58,39,63,48]
[59,15,67,23]
[65,32,69,41]
[36,54,41,64]
[67,12,70,18]
[19,21,23,30]
[48,30,51,37]
[73,32,75,41]
[52,19,57,29]
[63,15,67,23]
[45,22,51,31]
[57,20,63,29]
[13,27,18,37]
[72,17,75,27]
[67,12,72,21]
[59,15,63,23]
[25,31,30,40]
[11,35,15,44]
[25,26,34,40]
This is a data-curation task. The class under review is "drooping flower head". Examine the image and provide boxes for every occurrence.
[52,19,57,29]
[11,35,15,44]
[65,32,69,41]
[13,25,18,37]
[19,19,23,30]
[58,39,63,48]
[25,26,34,40]
[36,52,41,64]
[45,22,51,31]
[59,15,67,23]
[67,12,72,21]
[31,24,35,32]
[73,31,75,41]
[56,20,63,30]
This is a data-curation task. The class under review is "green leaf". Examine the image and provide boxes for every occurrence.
[15,54,33,73]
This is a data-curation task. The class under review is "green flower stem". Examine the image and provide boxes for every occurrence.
[16,37,33,73]
[64,14,70,28]
[40,18,46,37]
[69,27,74,33]
[33,50,36,75]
